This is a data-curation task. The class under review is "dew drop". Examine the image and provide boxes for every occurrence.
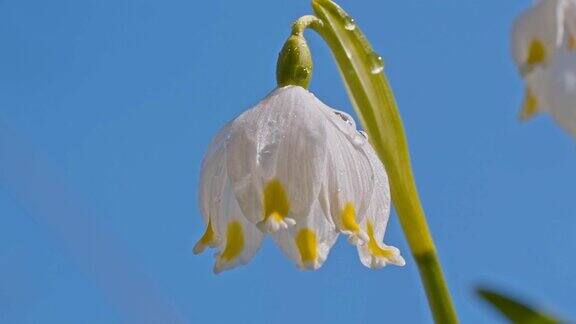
[334,111,354,127]
[295,66,310,82]
[257,146,275,167]
[369,52,384,74]
[344,17,356,31]
[352,133,366,146]
[359,130,368,140]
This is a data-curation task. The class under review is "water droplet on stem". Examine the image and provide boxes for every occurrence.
[369,52,384,74]
[344,17,356,31]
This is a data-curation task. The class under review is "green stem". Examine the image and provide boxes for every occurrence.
[308,0,458,322]
[416,251,458,324]
[291,15,323,36]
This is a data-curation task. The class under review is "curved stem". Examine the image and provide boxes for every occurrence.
[291,15,324,36]
[307,0,459,322]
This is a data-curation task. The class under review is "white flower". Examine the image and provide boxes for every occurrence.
[511,0,576,133]
[194,86,405,273]
[524,49,576,136]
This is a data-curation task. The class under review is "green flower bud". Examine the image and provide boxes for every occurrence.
[276,34,313,88]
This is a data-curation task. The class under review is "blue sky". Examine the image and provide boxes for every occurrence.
[1,0,575,323]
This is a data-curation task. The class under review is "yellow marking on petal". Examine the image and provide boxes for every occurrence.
[366,221,394,259]
[193,218,216,254]
[220,221,244,262]
[519,88,538,121]
[568,34,576,51]
[295,228,317,264]
[340,202,360,233]
[270,212,284,222]
[263,179,290,221]
[526,39,547,66]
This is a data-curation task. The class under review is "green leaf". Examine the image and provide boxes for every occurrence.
[477,287,562,324]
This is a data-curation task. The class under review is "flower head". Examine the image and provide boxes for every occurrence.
[194,86,405,273]
[512,0,576,135]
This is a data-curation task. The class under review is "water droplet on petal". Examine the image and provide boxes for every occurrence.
[369,52,384,74]
[333,111,354,127]
[344,17,356,31]
[257,144,277,168]
[352,133,366,146]
[359,130,368,139]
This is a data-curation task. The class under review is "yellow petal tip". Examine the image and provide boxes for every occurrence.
[295,228,318,269]
[519,88,539,121]
[194,219,218,255]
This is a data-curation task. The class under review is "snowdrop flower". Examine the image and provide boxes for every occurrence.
[512,0,576,131]
[194,86,405,273]
[523,49,576,136]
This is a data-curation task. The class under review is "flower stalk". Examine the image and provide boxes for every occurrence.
[279,0,460,322]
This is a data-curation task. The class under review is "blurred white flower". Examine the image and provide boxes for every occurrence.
[512,0,576,135]
[193,86,405,273]
[525,49,576,136]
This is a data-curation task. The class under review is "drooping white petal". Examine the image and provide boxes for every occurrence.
[195,123,263,273]
[541,50,576,136]
[511,0,567,72]
[211,180,264,274]
[522,63,551,119]
[226,86,328,233]
[270,200,339,270]
[317,108,374,245]
[194,123,232,254]
[356,145,405,269]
